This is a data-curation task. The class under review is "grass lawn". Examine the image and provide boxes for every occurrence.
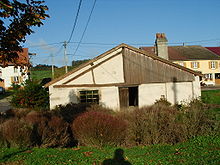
[0,135,219,164]
[201,89,220,104]
[30,66,74,82]
[30,70,52,82]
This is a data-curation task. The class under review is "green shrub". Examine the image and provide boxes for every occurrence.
[10,83,21,91]
[10,80,49,110]
[72,111,127,147]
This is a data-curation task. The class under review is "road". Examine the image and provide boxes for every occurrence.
[201,85,220,91]
[0,96,12,113]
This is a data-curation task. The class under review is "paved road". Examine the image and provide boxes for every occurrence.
[201,85,220,91]
[0,96,12,113]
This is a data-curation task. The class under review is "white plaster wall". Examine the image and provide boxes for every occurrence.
[193,76,202,98]
[49,86,119,110]
[66,53,124,85]
[166,82,193,104]
[0,66,29,88]
[50,79,201,110]
[54,48,123,85]
[49,86,79,109]
[66,71,94,85]
[99,87,119,110]
[139,83,166,107]
[139,80,201,107]
[93,54,124,84]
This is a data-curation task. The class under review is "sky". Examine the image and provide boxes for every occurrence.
[23,0,220,67]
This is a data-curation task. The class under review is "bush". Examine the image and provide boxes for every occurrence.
[40,116,72,148]
[119,105,185,146]
[53,103,90,123]
[0,118,33,148]
[181,99,216,138]
[10,80,49,110]
[25,111,72,148]
[154,98,172,107]
[54,103,113,124]
[72,111,127,147]
[120,99,217,146]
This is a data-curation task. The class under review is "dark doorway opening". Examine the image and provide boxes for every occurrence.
[129,87,138,106]
[119,86,138,108]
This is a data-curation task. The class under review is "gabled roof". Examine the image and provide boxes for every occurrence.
[45,43,201,87]
[141,46,220,61]
[206,47,220,56]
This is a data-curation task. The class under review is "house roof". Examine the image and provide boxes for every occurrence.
[0,48,29,66]
[45,43,201,88]
[205,47,220,56]
[140,46,220,61]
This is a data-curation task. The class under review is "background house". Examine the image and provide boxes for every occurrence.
[0,48,30,89]
[46,44,201,110]
[140,33,220,86]
[206,47,220,57]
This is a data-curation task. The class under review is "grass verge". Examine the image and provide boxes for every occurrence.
[201,89,220,104]
[0,135,219,165]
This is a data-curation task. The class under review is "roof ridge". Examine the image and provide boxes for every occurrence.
[45,43,201,87]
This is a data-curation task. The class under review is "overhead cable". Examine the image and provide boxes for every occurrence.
[72,0,97,57]
[67,0,83,43]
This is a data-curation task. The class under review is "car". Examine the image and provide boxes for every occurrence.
[0,87,5,94]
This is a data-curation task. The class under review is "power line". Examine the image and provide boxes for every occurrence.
[72,0,97,57]
[67,0,83,43]
[53,46,63,57]
[28,42,63,48]
[28,38,220,48]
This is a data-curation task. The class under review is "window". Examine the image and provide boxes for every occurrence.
[79,90,99,103]
[204,73,213,80]
[191,62,199,69]
[14,67,18,73]
[11,76,19,83]
[210,61,217,69]
[178,62,186,67]
[179,62,184,66]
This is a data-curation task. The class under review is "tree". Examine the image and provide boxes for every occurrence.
[0,0,49,66]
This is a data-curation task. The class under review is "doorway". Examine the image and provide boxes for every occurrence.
[119,86,138,108]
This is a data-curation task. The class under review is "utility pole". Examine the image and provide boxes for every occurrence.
[63,41,68,73]
[50,53,54,79]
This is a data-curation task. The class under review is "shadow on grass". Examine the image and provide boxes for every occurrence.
[0,149,27,162]
[102,148,132,165]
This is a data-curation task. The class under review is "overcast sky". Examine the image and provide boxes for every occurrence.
[23,0,220,67]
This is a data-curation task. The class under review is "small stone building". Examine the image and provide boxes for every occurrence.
[45,44,201,110]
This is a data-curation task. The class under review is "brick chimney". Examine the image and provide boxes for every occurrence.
[155,33,168,60]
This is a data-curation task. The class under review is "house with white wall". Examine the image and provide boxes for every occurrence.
[45,43,201,110]
[0,48,30,89]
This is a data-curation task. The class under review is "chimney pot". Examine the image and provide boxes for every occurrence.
[155,33,168,60]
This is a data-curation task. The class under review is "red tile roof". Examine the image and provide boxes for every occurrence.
[205,47,220,56]
[0,48,30,66]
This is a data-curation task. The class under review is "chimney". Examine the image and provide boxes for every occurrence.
[155,33,168,60]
